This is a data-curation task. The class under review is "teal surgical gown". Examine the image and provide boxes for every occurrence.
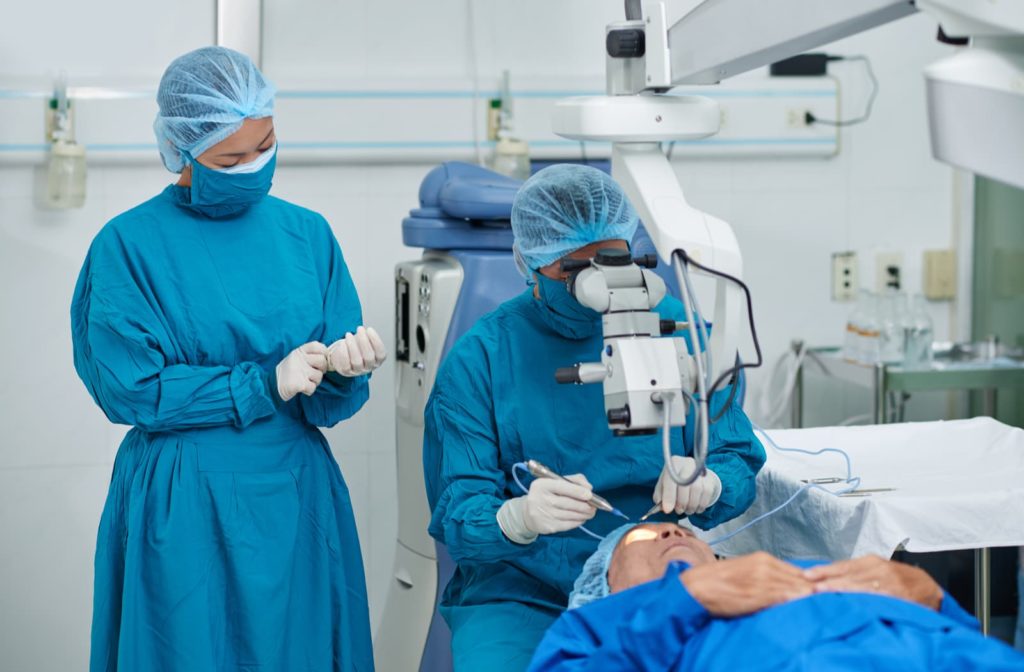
[423,290,766,671]
[71,185,373,671]
[529,560,1024,671]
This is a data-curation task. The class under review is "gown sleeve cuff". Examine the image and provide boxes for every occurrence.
[228,363,280,428]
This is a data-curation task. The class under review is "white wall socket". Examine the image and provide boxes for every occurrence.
[831,251,858,301]
[876,252,903,292]
[923,249,956,300]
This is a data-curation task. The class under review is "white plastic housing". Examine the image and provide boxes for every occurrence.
[552,95,720,143]
[917,0,1024,37]
[925,45,1024,190]
[603,338,689,430]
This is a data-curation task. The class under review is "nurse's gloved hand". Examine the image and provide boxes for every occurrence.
[327,326,387,376]
[654,457,722,516]
[497,475,597,544]
[276,342,328,401]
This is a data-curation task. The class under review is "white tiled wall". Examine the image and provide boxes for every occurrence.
[0,3,969,669]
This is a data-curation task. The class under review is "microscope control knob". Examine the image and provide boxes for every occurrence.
[607,406,631,426]
[606,29,646,58]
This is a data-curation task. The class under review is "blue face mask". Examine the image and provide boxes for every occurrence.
[182,146,277,218]
[534,272,602,340]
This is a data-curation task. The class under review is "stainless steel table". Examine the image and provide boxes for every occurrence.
[790,345,1024,635]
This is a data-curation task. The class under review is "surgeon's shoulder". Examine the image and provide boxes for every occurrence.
[89,191,174,252]
[655,294,687,322]
[263,195,332,231]
[456,291,534,348]
[436,291,533,382]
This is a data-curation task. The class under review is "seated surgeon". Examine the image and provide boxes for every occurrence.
[423,164,765,671]
[528,523,1024,671]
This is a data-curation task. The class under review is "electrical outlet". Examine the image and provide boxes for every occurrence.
[923,249,956,300]
[831,251,858,301]
[787,109,808,128]
[876,252,904,292]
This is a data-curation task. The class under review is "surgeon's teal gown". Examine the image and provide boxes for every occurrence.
[423,290,766,671]
[72,185,373,671]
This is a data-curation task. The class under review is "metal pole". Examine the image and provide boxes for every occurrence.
[974,547,991,635]
[982,389,998,417]
[873,363,886,424]
[791,341,804,428]
[216,0,264,67]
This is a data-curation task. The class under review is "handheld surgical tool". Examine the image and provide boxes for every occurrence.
[639,503,665,523]
[526,460,629,520]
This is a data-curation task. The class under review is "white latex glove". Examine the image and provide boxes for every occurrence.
[654,457,722,516]
[275,342,328,402]
[496,474,596,544]
[326,326,387,377]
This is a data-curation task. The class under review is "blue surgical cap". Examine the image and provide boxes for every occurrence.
[510,164,639,277]
[568,523,635,610]
[154,46,276,173]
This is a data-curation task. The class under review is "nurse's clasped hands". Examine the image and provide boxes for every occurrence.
[327,326,388,376]
[275,327,387,402]
[497,474,597,544]
[276,342,329,401]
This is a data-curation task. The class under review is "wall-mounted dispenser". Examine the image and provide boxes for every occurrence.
[43,73,86,209]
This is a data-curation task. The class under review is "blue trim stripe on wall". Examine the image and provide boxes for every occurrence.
[0,137,835,153]
[0,87,836,101]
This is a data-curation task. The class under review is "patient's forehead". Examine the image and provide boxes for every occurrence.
[618,523,695,548]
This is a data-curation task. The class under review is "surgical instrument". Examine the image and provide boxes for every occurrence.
[639,503,664,523]
[526,460,628,520]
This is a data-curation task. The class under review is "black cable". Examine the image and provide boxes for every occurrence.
[709,354,742,423]
[674,249,764,421]
[805,55,877,127]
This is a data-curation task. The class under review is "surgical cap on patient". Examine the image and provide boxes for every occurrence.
[154,46,276,173]
[510,164,639,278]
[568,523,635,610]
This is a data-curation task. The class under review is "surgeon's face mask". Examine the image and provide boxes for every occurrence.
[534,272,602,340]
[183,143,277,217]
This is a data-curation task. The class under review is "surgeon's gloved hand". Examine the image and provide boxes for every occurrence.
[275,342,328,402]
[497,475,597,544]
[654,456,722,516]
[327,326,387,377]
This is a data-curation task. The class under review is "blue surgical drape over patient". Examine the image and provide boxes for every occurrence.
[529,560,1024,671]
[72,185,373,671]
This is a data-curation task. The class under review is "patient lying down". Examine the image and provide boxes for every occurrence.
[527,523,1023,671]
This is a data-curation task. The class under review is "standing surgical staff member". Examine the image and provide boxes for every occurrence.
[71,47,384,672]
[423,164,766,671]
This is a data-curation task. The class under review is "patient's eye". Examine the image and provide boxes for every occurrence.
[622,528,659,546]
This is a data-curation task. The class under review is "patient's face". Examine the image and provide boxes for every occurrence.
[607,523,716,594]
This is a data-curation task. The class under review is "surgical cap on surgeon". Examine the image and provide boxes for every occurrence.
[568,523,635,610]
[154,46,276,173]
[510,164,639,277]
